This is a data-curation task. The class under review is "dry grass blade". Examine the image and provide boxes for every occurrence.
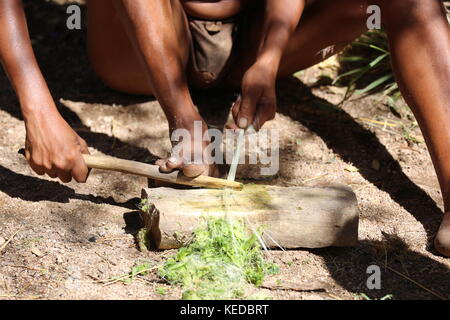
[261,280,328,292]
[0,294,41,299]
[386,265,447,300]
[101,265,162,286]
[0,264,46,273]
[0,228,21,254]
[302,173,329,184]
[261,230,286,252]
[357,117,399,127]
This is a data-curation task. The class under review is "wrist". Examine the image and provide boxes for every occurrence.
[21,98,59,124]
[164,103,205,131]
[254,54,280,79]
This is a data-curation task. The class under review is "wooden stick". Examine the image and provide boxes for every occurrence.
[83,154,243,191]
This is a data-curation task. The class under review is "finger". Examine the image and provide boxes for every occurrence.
[28,153,47,176]
[78,137,90,155]
[58,170,72,183]
[29,162,46,176]
[231,95,242,124]
[225,120,239,131]
[237,90,259,129]
[47,168,58,179]
[72,156,89,183]
[253,105,276,131]
[155,159,166,167]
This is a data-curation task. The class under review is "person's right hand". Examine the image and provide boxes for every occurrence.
[24,109,90,183]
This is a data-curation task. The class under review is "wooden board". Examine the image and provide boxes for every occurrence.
[139,184,359,250]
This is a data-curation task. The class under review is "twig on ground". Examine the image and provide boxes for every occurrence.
[96,236,130,243]
[0,228,22,254]
[95,251,117,266]
[86,265,162,286]
[0,264,46,273]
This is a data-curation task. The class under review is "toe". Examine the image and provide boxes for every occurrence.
[182,163,209,178]
[166,157,184,170]
[156,159,172,173]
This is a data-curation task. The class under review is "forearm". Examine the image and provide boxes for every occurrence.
[0,0,56,120]
[114,0,195,122]
[256,0,305,73]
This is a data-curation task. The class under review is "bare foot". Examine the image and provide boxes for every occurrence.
[156,115,221,179]
[434,211,450,257]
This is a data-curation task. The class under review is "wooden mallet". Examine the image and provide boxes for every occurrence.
[82,154,243,190]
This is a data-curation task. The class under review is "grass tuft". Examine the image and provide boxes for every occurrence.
[335,30,400,102]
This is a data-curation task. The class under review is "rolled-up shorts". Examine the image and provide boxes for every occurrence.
[187,15,242,89]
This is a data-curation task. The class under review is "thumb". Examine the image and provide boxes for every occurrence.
[235,88,259,129]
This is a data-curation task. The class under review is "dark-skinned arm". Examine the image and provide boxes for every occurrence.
[0,0,89,183]
[233,0,306,130]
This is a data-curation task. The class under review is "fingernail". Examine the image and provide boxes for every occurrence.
[247,124,256,134]
[238,117,248,128]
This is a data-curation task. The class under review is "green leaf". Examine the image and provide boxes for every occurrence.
[340,56,368,62]
[332,66,370,84]
[368,53,389,68]
[355,73,394,95]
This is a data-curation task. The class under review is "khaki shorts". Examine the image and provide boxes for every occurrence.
[187,16,242,89]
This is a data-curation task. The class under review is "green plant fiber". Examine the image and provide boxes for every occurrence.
[158,218,278,300]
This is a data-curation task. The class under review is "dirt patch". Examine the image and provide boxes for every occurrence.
[0,0,448,300]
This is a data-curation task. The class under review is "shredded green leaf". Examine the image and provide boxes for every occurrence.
[158,218,278,300]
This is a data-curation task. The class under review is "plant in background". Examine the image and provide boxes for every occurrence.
[334,30,401,103]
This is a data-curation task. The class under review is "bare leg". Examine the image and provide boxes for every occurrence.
[377,0,450,256]
[229,0,450,256]
[227,0,369,83]
[87,0,217,178]
[87,0,190,95]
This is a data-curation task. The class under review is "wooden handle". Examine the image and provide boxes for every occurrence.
[83,154,243,191]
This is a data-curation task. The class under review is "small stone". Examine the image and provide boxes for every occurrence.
[371,159,380,171]
[345,164,359,173]
[88,236,97,243]
[55,255,64,264]
[31,247,43,257]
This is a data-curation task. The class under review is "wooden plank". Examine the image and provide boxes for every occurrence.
[140,184,359,250]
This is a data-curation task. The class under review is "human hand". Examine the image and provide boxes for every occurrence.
[24,108,90,183]
[232,62,277,130]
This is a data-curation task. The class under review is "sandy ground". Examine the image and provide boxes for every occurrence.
[0,0,449,300]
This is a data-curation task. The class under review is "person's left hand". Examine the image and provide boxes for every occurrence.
[232,62,277,130]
